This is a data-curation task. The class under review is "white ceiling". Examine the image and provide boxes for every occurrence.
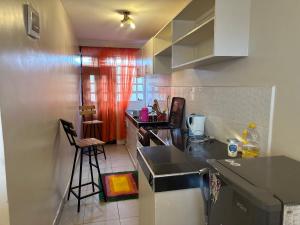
[61,0,190,48]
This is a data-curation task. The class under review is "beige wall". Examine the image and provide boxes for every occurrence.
[0,110,10,225]
[0,0,80,225]
[170,0,300,160]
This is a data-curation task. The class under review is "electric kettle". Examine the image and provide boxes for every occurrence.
[186,114,206,136]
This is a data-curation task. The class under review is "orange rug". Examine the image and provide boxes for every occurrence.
[100,171,138,201]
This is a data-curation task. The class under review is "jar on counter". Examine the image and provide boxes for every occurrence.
[227,138,239,157]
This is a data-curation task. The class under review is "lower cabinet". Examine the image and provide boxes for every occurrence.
[125,118,138,167]
[138,165,155,225]
[138,164,206,225]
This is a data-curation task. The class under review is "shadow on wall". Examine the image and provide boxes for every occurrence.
[52,119,78,209]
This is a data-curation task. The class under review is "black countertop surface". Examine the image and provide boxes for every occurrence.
[138,145,209,175]
[125,110,169,128]
[150,129,229,158]
[137,128,234,192]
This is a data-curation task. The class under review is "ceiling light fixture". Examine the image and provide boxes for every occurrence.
[120,10,135,29]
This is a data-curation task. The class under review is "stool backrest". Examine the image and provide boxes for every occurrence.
[79,105,96,121]
[60,119,77,146]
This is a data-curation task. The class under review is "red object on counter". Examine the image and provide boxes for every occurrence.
[139,107,149,122]
[157,113,167,121]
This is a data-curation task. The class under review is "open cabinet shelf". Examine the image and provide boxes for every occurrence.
[172,18,215,68]
[172,0,215,42]
[173,17,215,46]
[153,22,172,56]
[152,21,173,75]
[140,0,251,74]
[172,0,250,70]
[154,45,172,57]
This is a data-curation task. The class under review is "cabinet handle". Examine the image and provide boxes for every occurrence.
[199,168,209,175]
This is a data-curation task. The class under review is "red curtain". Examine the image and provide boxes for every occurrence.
[81,47,138,142]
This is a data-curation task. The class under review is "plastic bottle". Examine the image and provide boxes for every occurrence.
[241,122,260,158]
[227,138,239,157]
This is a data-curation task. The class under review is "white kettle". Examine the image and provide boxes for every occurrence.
[186,114,206,136]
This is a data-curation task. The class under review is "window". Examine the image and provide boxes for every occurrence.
[89,75,96,102]
[82,56,98,67]
[130,77,144,101]
[87,57,145,103]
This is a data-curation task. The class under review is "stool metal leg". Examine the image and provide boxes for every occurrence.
[68,147,78,200]
[88,147,95,192]
[92,146,107,202]
[102,145,107,160]
[77,149,83,212]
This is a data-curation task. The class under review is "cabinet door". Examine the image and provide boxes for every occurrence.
[136,48,143,77]
[142,38,153,75]
[125,118,138,167]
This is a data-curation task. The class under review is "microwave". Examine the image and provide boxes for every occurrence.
[207,156,300,225]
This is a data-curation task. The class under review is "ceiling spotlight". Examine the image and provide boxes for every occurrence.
[120,10,136,29]
[130,21,136,29]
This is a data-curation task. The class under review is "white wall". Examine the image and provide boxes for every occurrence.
[169,0,300,159]
[0,110,10,225]
[146,0,300,160]
[0,0,80,225]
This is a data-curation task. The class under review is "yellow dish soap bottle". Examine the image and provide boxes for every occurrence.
[241,122,260,158]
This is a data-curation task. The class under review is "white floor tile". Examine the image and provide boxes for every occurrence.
[110,154,131,161]
[112,165,135,173]
[58,203,84,225]
[84,202,119,224]
[84,220,121,225]
[100,167,113,174]
[98,159,113,169]
[71,177,92,192]
[111,159,133,168]
[58,144,139,225]
[120,217,139,225]
[117,200,139,219]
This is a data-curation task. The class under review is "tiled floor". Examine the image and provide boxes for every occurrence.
[58,144,139,225]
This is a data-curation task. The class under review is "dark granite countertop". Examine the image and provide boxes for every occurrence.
[150,129,230,161]
[125,110,169,128]
[138,145,209,176]
[137,129,235,192]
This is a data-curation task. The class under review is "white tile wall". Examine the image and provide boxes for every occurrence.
[146,82,275,156]
[145,74,171,111]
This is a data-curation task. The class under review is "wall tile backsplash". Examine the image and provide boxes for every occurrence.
[145,74,171,111]
[146,78,275,155]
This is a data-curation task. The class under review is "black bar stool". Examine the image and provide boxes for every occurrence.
[60,119,107,212]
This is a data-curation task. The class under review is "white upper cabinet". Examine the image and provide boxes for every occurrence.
[153,22,172,75]
[172,0,251,70]
[141,0,251,73]
[142,38,154,75]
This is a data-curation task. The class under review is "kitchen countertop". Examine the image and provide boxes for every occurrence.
[125,110,169,129]
[137,129,234,192]
[150,129,229,160]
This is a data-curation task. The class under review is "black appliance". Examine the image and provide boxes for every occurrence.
[151,97,185,130]
[207,156,300,225]
[139,97,186,146]
[168,97,185,128]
